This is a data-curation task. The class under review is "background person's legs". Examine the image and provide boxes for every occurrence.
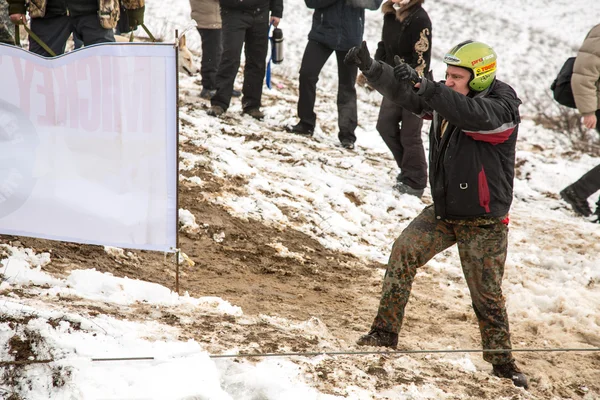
[377,96,405,174]
[198,27,222,95]
[72,31,83,49]
[72,14,115,46]
[335,49,358,145]
[297,40,333,129]
[398,108,427,190]
[211,9,248,111]
[560,108,600,217]
[29,15,72,57]
[240,9,269,112]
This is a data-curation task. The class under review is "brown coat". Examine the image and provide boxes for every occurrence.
[190,0,221,29]
[572,24,600,115]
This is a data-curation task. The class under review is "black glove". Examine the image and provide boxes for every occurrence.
[126,6,145,31]
[393,55,420,85]
[344,41,373,71]
[374,41,385,62]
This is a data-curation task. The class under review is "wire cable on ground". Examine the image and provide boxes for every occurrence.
[207,347,600,359]
[87,347,600,362]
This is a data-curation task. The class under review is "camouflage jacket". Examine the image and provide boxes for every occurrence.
[6,0,144,29]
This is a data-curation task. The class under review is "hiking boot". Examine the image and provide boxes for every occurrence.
[492,361,529,389]
[200,88,216,100]
[340,139,355,150]
[207,105,225,117]
[286,122,314,137]
[356,329,398,348]
[232,89,241,97]
[243,108,265,120]
[393,182,424,198]
[560,186,591,216]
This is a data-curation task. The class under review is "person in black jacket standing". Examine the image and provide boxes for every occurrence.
[286,0,383,149]
[375,0,431,197]
[344,40,529,389]
[207,0,283,120]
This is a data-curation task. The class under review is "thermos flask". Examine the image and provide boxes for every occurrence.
[271,28,284,64]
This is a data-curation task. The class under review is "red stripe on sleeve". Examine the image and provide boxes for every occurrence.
[464,127,514,144]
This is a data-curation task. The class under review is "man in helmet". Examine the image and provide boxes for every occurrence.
[344,40,528,389]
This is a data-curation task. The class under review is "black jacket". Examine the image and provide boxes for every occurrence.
[220,0,283,17]
[365,62,522,220]
[376,1,431,77]
[306,0,382,51]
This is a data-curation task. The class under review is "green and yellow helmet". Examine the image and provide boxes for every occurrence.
[443,40,497,91]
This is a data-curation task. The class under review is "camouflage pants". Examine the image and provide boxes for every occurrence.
[372,205,514,364]
[0,1,15,45]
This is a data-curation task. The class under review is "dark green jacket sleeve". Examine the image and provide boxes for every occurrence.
[6,0,26,16]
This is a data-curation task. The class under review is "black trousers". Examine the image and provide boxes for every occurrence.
[569,109,600,202]
[30,14,114,57]
[197,27,222,90]
[376,96,427,189]
[298,40,358,143]
[570,164,600,201]
[211,8,269,112]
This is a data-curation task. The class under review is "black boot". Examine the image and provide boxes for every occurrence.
[286,122,314,136]
[560,187,592,216]
[356,329,398,348]
[492,361,529,389]
[393,182,425,198]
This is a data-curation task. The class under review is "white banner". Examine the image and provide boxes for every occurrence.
[0,43,177,252]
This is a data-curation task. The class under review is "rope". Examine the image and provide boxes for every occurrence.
[14,24,19,47]
[91,357,154,362]
[0,359,52,367]
[86,346,600,363]
[22,24,56,57]
[141,23,156,42]
[207,347,600,359]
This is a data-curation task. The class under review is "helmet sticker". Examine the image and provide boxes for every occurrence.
[475,61,496,77]
[444,54,460,63]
